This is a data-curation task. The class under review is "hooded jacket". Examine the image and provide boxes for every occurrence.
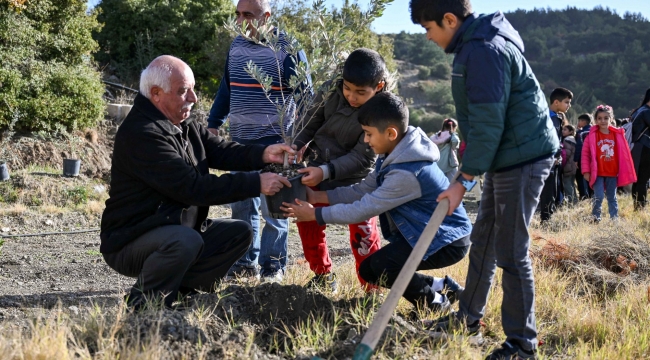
[314,126,472,260]
[100,94,267,254]
[581,125,636,188]
[562,136,577,176]
[445,12,559,175]
[293,81,376,190]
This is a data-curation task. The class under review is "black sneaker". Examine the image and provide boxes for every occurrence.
[225,264,260,281]
[442,275,464,304]
[423,311,481,335]
[306,273,338,294]
[485,341,537,360]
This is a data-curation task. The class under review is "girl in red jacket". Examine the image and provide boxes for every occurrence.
[581,105,637,221]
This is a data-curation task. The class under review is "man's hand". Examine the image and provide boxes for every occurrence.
[298,166,324,186]
[260,173,291,195]
[280,199,316,222]
[263,144,296,164]
[584,172,590,182]
[208,128,219,136]
[437,181,465,216]
[306,187,329,204]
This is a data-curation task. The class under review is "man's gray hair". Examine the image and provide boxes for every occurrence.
[259,0,271,14]
[139,57,174,99]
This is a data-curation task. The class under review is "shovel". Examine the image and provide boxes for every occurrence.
[313,198,450,360]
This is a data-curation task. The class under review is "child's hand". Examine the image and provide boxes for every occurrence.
[584,173,590,182]
[436,182,465,216]
[299,166,324,186]
[280,199,316,222]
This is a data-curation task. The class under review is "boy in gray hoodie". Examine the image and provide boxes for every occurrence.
[282,92,472,311]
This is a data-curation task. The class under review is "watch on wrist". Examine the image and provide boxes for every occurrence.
[455,173,477,192]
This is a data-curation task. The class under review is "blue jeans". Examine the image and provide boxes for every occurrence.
[592,176,618,220]
[457,156,552,351]
[230,135,289,273]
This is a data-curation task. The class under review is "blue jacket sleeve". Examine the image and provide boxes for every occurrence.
[207,54,231,129]
[460,44,508,176]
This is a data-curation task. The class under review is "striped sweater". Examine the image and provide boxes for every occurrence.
[207,32,310,141]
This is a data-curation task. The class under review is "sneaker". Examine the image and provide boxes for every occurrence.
[225,264,260,281]
[428,293,451,313]
[485,341,537,360]
[442,275,464,304]
[306,273,338,294]
[423,311,481,335]
[261,270,284,283]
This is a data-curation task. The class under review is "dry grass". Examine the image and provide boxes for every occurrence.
[1,194,650,359]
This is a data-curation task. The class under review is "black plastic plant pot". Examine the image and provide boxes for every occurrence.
[265,174,307,219]
[0,162,9,181]
[62,159,81,177]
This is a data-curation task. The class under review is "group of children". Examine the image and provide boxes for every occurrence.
[542,87,639,223]
[218,0,647,359]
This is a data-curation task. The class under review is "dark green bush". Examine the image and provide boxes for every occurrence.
[0,0,105,132]
[94,0,235,94]
[417,67,431,80]
[430,63,450,79]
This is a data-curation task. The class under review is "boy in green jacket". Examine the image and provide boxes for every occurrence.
[409,0,559,359]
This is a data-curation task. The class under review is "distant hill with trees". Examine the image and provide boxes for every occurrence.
[387,7,650,132]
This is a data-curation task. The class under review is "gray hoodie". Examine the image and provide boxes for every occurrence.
[317,126,439,226]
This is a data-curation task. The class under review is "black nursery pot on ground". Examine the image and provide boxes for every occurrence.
[263,164,307,219]
[63,159,81,177]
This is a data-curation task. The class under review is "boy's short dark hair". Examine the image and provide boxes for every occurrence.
[550,87,573,104]
[342,48,386,88]
[577,113,593,124]
[358,92,409,134]
[409,0,473,26]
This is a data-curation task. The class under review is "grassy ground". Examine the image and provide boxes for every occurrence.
[1,168,649,359]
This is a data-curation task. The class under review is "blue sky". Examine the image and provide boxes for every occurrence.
[88,0,650,34]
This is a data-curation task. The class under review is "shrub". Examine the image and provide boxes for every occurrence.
[417,67,431,80]
[94,0,235,94]
[0,0,105,132]
[430,63,450,79]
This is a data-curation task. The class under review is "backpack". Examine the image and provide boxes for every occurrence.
[625,106,650,150]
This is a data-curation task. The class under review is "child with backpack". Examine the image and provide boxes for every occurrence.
[581,105,636,222]
[430,118,460,181]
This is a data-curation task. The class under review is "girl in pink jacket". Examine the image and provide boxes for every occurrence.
[581,105,637,221]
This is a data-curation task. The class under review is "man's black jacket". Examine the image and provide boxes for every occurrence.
[100,94,267,254]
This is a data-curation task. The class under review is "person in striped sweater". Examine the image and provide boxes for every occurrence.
[207,0,311,282]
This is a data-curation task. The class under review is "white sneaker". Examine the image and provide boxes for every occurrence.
[261,270,284,283]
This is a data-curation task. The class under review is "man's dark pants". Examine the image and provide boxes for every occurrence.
[358,233,469,307]
[104,219,252,307]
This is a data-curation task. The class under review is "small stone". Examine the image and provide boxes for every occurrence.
[45,219,54,226]
[1,227,9,233]
[68,306,79,315]
[346,328,358,341]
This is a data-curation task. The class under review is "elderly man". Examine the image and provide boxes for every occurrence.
[207,0,311,282]
[100,55,293,309]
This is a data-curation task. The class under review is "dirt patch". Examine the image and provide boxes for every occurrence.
[2,120,117,179]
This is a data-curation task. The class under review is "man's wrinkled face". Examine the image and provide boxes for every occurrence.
[152,67,197,125]
[236,0,269,37]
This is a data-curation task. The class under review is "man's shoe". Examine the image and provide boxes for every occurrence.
[428,293,451,313]
[485,341,537,360]
[442,275,464,304]
[306,273,338,294]
[225,264,260,281]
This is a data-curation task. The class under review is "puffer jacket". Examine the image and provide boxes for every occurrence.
[562,136,577,176]
[445,12,559,175]
[581,126,636,188]
[293,80,376,190]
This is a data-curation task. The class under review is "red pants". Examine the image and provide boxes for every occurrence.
[297,203,381,289]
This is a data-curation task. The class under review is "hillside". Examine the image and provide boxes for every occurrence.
[388,7,650,124]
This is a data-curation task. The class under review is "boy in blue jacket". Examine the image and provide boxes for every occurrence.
[410,0,559,359]
[282,92,472,312]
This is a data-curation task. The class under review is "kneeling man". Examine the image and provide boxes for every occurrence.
[100,55,293,309]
